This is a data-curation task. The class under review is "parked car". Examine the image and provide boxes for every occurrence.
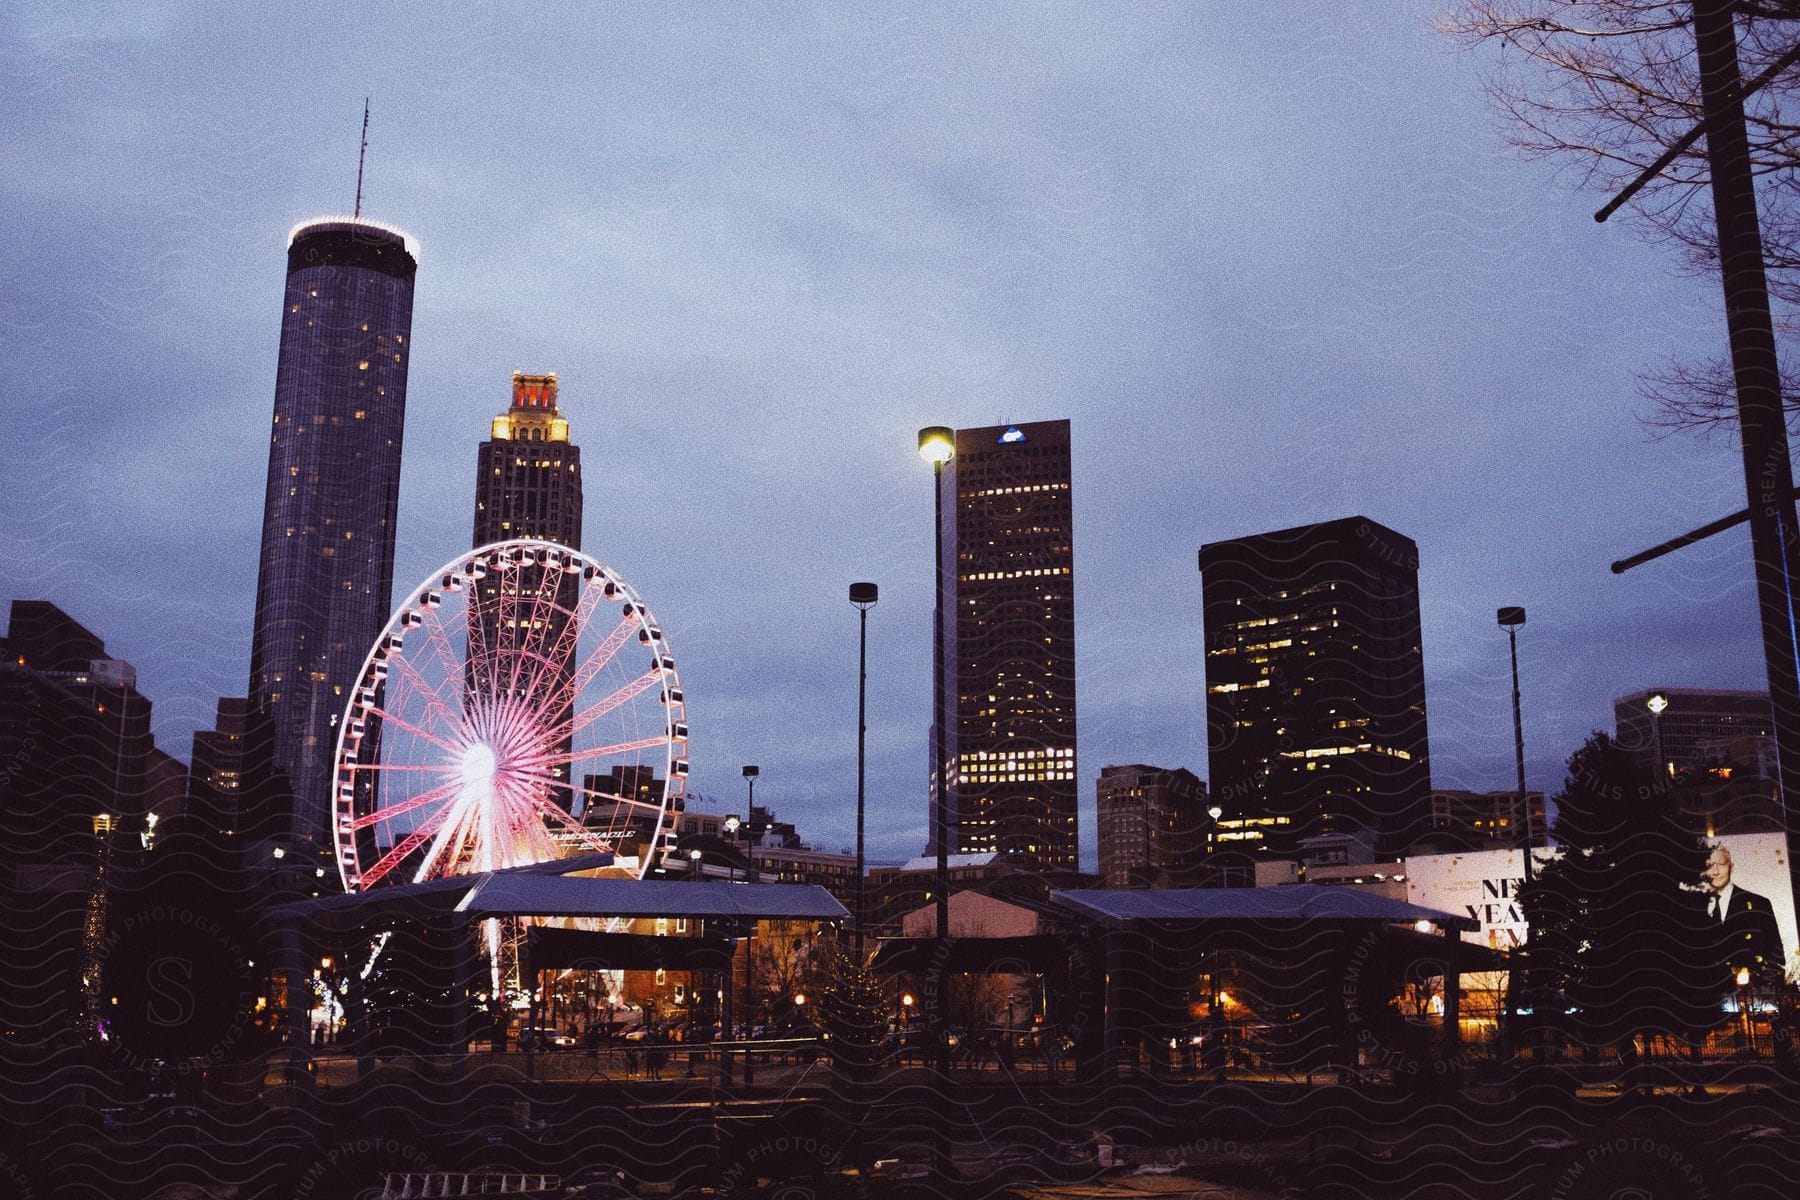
[518,1025,577,1050]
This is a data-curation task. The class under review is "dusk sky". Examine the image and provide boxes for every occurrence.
[1,3,1771,868]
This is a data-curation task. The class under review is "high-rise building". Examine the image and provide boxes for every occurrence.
[1614,688,1782,834]
[582,765,663,857]
[931,419,1078,871]
[1614,688,1772,782]
[1095,764,1209,887]
[0,601,159,1041]
[471,372,584,804]
[247,219,417,850]
[1426,788,1547,849]
[1199,516,1431,851]
[473,372,583,546]
[188,697,250,847]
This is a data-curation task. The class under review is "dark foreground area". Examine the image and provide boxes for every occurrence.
[3,1058,1797,1199]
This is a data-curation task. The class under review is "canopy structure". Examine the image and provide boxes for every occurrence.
[458,875,848,922]
[270,854,848,934]
[1048,884,1479,931]
[265,857,850,1055]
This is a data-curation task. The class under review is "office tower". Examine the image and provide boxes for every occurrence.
[0,601,157,1042]
[1426,788,1548,849]
[1614,688,1782,834]
[473,373,583,546]
[471,372,584,803]
[1199,516,1431,851]
[246,219,417,850]
[188,697,250,848]
[1095,764,1209,887]
[582,765,662,856]
[931,419,1078,870]
[1614,688,1773,782]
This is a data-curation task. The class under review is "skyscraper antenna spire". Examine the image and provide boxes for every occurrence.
[354,99,370,219]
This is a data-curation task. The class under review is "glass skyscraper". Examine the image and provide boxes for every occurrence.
[247,219,417,850]
[931,419,1078,871]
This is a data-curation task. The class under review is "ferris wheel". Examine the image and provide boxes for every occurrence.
[330,539,689,893]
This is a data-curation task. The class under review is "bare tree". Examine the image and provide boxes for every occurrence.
[1441,1,1800,433]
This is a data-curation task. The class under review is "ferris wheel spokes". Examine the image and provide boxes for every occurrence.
[334,539,686,895]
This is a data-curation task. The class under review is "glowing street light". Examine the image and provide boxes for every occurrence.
[1647,691,1670,792]
[918,425,954,1080]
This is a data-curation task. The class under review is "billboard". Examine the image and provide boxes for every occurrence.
[1404,848,1538,951]
[1405,834,1798,978]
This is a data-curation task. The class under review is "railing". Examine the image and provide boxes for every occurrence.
[380,1174,559,1197]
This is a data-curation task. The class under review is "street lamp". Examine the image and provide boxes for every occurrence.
[850,582,879,959]
[918,424,954,1078]
[742,766,759,882]
[1497,606,1533,881]
[723,814,741,883]
[1647,692,1670,793]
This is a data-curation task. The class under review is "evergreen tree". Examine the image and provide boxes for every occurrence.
[813,940,887,1079]
[1522,732,1716,1058]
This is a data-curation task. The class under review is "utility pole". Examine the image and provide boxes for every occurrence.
[1690,0,1800,917]
[1606,4,1800,928]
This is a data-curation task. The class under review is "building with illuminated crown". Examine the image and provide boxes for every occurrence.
[247,219,417,853]
[472,372,584,805]
[931,419,1078,870]
[1199,516,1431,853]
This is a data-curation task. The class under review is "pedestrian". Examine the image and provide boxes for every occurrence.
[647,1035,668,1080]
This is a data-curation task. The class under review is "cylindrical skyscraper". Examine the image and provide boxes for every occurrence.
[247,218,417,853]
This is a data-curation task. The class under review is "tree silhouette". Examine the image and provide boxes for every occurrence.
[1443,2,1800,434]
[1523,732,1716,1059]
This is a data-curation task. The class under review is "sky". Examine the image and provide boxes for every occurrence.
[0,3,1774,870]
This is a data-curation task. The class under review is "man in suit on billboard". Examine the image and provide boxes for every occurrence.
[1701,845,1786,984]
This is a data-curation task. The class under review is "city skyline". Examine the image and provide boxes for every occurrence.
[0,5,1777,871]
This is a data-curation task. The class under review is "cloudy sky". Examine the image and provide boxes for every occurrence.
[0,3,1769,867]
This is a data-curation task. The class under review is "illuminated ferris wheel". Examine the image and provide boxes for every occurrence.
[330,539,688,894]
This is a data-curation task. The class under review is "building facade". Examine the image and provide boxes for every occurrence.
[1614,688,1773,783]
[1426,788,1547,850]
[1095,764,1210,887]
[1614,688,1783,835]
[1199,516,1431,851]
[471,372,585,803]
[0,602,160,1042]
[933,419,1078,870]
[247,219,417,851]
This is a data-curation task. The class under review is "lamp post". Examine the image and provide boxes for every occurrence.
[742,766,759,882]
[723,814,741,883]
[918,425,954,1079]
[851,582,879,960]
[1497,607,1533,882]
[1647,692,1670,795]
